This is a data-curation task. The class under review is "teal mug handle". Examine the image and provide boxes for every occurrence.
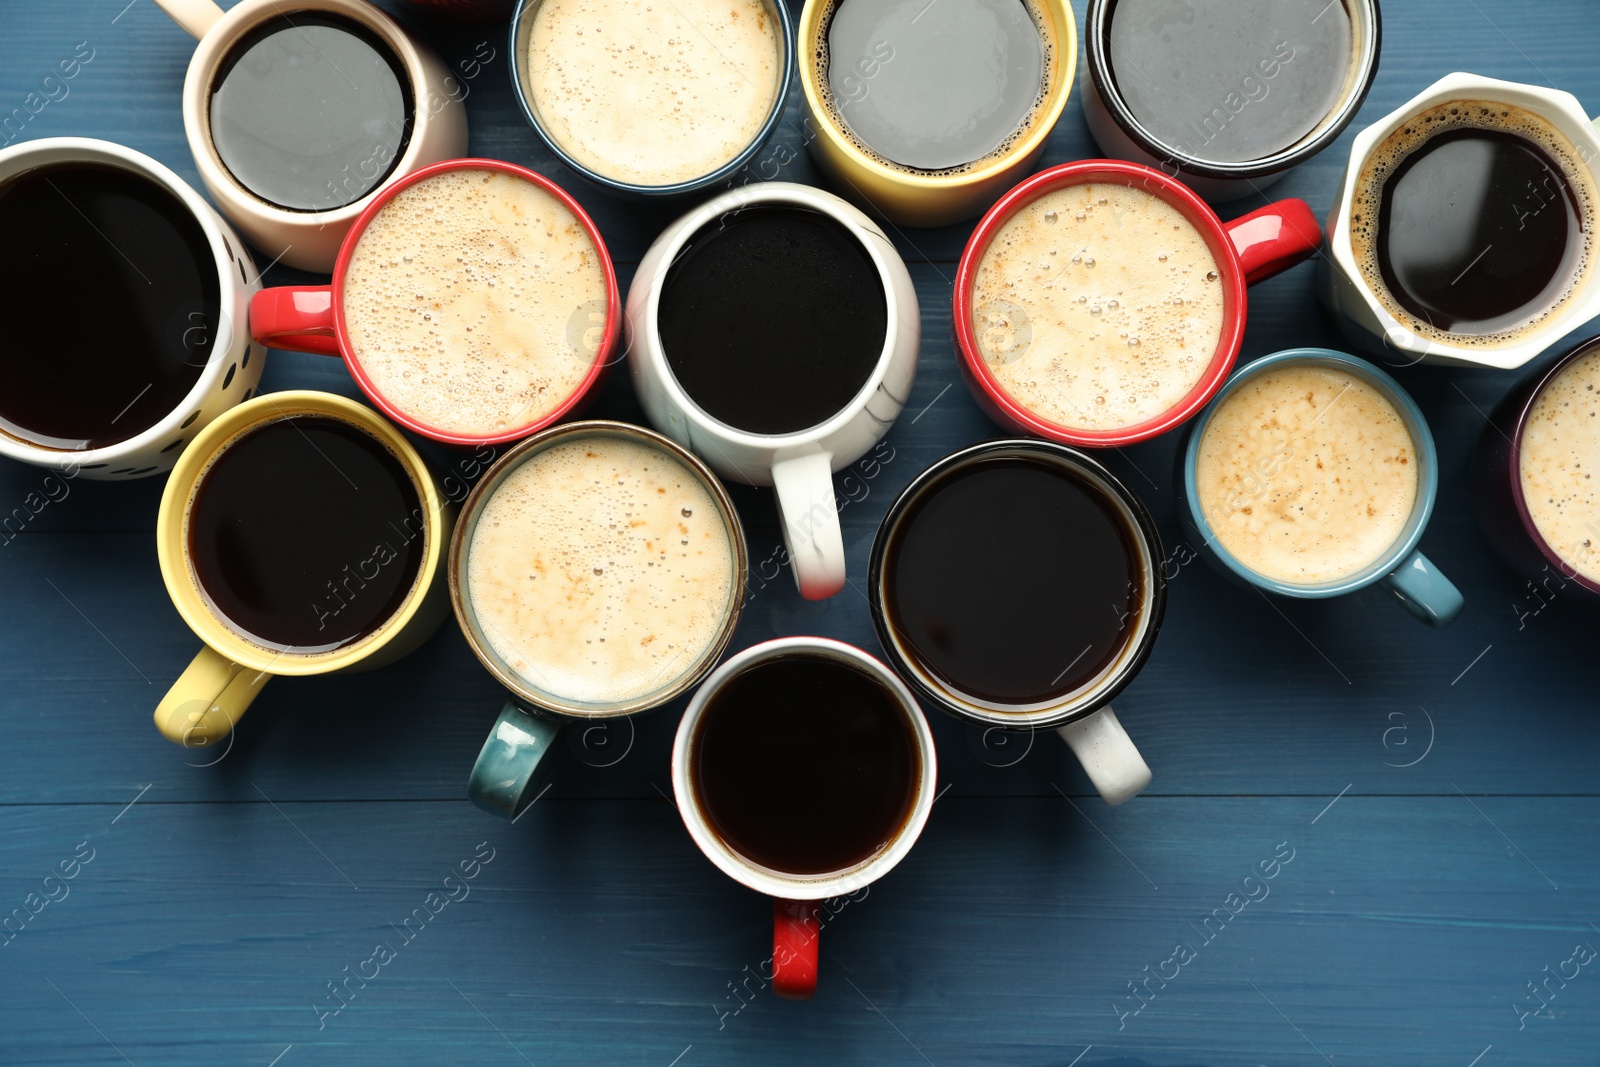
[1380,550,1464,628]
[469,701,563,819]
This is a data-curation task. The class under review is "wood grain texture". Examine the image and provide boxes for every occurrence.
[1,0,1598,1063]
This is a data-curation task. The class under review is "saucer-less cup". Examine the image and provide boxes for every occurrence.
[153,390,452,748]
[455,421,748,820]
[954,159,1322,448]
[868,440,1162,806]
[672,637,937,1000]
[1320,72,1600,369]
[1473,334,1600,600]
[626,181,919,600]
[1081,0,1381,203]
[1178,348,1463,626]
[797,0,1076,226]
[248,158,620,447]
[0,138,264,481]
[152,0,469,272]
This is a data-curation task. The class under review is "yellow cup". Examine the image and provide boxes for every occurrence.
[153,390,452,748]
[797,0,1077,228]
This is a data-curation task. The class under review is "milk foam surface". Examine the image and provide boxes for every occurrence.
[526,0,780,186]
[343,169,607,438]
[971,183,1225,432]
[466,436,736,705]
[1520,348,1600,583]
[1195,364,1418,585]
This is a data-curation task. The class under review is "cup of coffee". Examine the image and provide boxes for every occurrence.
[153,390,451,748]
[672,636,937,999]
[453,421,747,819]
[955,159,1322,447]
[1321,72,1600,370]
[798,0,1077,226]
[1178,348,1463,625]
[510,0,792,196]
[0,137,264,480]
[249,158,620,447]
[868,440,1161,806]
[626,181,919,600]
[151,0,469,272]
[1473,334,1600,600]
[1081,0,1381,203]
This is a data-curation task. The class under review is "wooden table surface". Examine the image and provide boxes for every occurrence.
[3,1,1598,1063]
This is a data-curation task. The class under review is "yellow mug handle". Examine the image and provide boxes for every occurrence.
[153,646,272,748]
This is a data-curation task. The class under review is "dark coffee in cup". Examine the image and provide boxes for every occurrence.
[187,413,426,652]
[690,651,919,875]
[0,162,219,451]
[209,13,412,211]
[880,451,1148,706]
[657,206,886,435]
[1351,100,1598,346]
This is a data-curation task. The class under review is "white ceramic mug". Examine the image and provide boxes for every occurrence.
[1320,72,1600,369]
[625,182,920,600]
[0,137,263,481]
[152,0,469,272]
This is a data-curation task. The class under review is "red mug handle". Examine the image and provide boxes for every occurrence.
[1224,198,1322,286]
[773,899,820,1000]
[249,286,343,357]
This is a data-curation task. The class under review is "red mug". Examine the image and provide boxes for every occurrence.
[953,159,1322,448]
[249,158,620,447]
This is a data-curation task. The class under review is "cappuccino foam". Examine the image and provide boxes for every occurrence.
[1195,364,1418,585]
[525,0,781,186]
[466,436,736,706]
[342,169,608,438]
[1520,347,1600,583]
[971,183,1226,432]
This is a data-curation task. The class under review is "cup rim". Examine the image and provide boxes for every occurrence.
[797,0,1078,193]
[1326,71,1600,370]
[1083,0,1383,180]
[1180,347,1439,597]
[179,0,442,228]
[507,0,795,197]
[637,181,906,449]
[953,159,1249,447]
[448,419,749,719]
[671,636,937,899]
[866,438,1167,729]
[1505,333,1600,595]
[155,389,447,675]
[0,137,249,471]
[323,157,621,447]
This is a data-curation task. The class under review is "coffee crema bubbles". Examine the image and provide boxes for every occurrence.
[1520,347,1600,584]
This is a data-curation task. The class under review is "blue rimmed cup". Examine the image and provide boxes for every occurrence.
[1177,348,1463,627]
[509,0,794,198]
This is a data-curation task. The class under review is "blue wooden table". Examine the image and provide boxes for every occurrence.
[3,1,1598,1063]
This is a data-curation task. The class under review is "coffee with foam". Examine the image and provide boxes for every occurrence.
[524,0,781,186]
[342,169,607,439]
[971,183,1225,432]
[466,435,737,706]
[1520,347,1600,583]
[1195,363,1418,585]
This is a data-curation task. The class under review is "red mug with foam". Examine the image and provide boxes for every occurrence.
[249,158,620,447]
[954,159,1322,448]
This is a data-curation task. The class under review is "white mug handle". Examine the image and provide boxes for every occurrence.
[771,451,845,600]
[1056,706,1152,806]
[152,0,225,39]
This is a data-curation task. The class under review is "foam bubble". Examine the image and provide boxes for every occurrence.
[1349,99,1597,349]
[526,0,780,186]
[1194,364,1418,585]
[466,436,736,705]
[1520,347,1600,582]
[970,182,1225,431]
[342,169,607,437]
